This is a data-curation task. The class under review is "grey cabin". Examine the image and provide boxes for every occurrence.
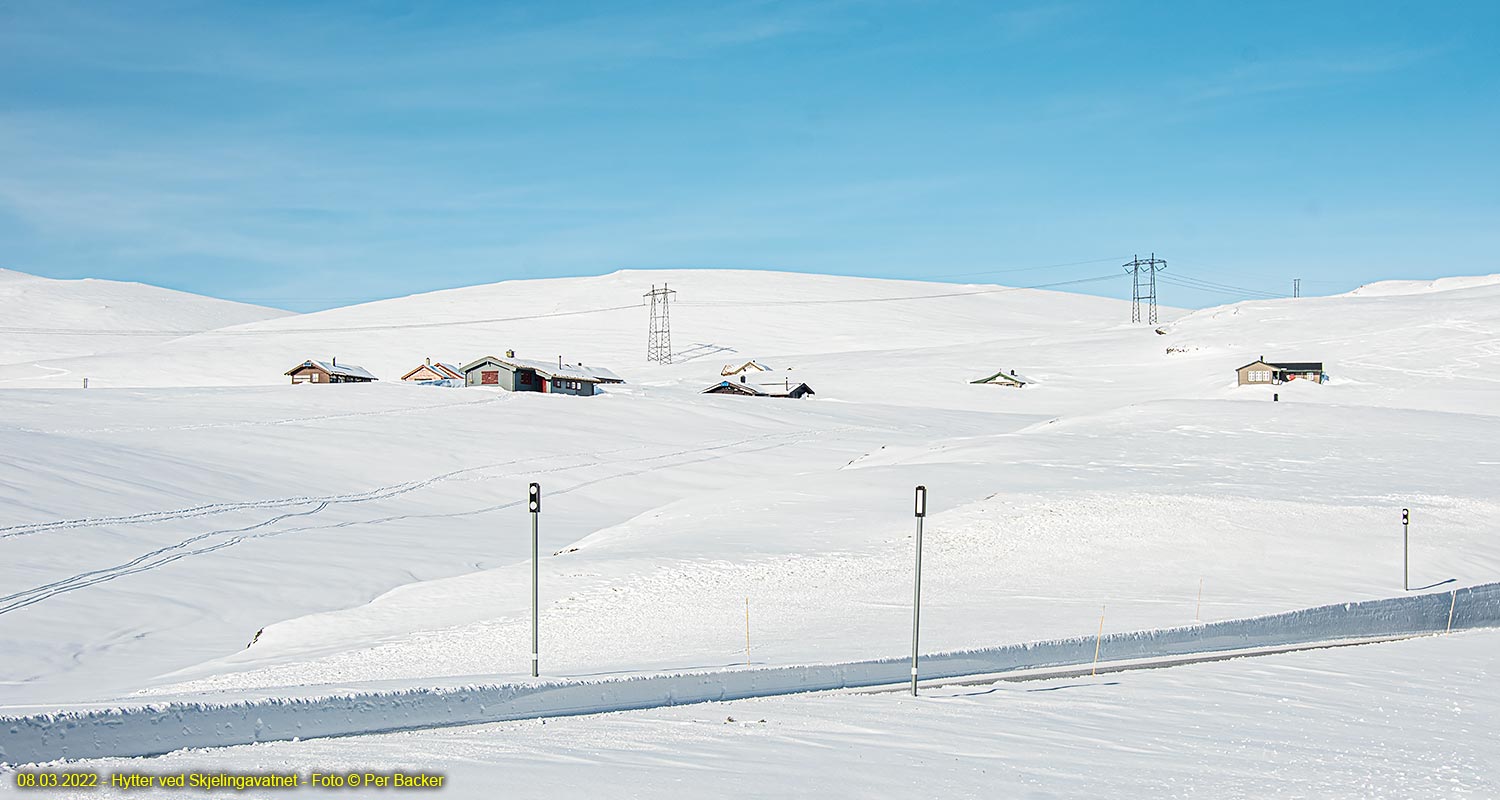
[461,354,619,396]
[1236,357,1325,386]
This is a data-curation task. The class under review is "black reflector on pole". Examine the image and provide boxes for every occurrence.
[529,482,542,513]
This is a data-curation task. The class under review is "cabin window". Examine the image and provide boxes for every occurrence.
[519,372,532,384]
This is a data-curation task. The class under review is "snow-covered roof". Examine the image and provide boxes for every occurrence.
[703,380,813,398]
[1235,359,1324,372]
[286,360,377,380]
[972,370,1031,385]
[401,362,464,381]
[576,365,624,383]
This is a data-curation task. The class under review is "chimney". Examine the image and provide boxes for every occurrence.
[506,349,515,359]
[740,374,746,383]
[332,357,337,366]
[426,357,431,366]
[1010,369,1016,376]
[1260,355,1265,363]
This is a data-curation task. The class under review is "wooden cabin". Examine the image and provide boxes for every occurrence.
[285,359,377,384]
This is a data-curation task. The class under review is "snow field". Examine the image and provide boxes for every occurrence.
[146,399,1500,697]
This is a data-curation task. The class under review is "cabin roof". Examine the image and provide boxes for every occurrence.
[1236,359,1324,372]
[459,355,610,383]
[401,362,463,381]
[971,370,1031,385]
[285,360,376,379]
[703,380,813,397]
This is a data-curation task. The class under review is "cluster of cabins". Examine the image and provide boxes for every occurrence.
[284,353,1320,398]
[285,352,623,396]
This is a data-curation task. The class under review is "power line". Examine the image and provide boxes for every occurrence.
[0,274,1128,338]
[925,255,1133,280]
[1163,271,1289,299]
[682,274,1124,308]
[1158,277,1268,299]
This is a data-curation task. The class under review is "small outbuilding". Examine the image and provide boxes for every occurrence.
[400,360,464,382]
[1236,357,1325,386]
[285,359,377,384]
[971,369,1031,388]
[721,360,772,376]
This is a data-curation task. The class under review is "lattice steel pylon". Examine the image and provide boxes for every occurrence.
[1125,253,1166,324]
[644,283,676,363]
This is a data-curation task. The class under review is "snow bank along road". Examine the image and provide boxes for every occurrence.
[3,581,1494,766]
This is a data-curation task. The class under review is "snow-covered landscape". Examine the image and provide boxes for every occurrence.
[1,266,1497,795]
[5,0,1497,792]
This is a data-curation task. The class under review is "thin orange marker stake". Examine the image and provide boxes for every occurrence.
[745,597,752,666]
[1092,605,1106,677]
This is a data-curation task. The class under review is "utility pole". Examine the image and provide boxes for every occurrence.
[644,284,676,364]
[1293,278,1301,298]
[1124,254,1167,324]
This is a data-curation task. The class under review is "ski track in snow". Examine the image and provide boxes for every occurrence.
[0,428,857,616]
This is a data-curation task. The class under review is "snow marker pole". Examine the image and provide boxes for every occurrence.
[1091,605,1105,677]
[1195,578,1203,624]
[529,482,541,678]
[1402,508,1410,591]
[911,485,927,697]
[1447,590,1457,634]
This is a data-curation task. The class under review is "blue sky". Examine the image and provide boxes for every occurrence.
[1,1,1496,311]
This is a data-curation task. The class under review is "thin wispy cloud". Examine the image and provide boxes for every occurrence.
[0,1,1495,310]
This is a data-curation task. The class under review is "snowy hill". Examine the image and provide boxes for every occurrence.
[1343,273,1500,297]
[0,269,1131,393]
[0,268,291,368]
